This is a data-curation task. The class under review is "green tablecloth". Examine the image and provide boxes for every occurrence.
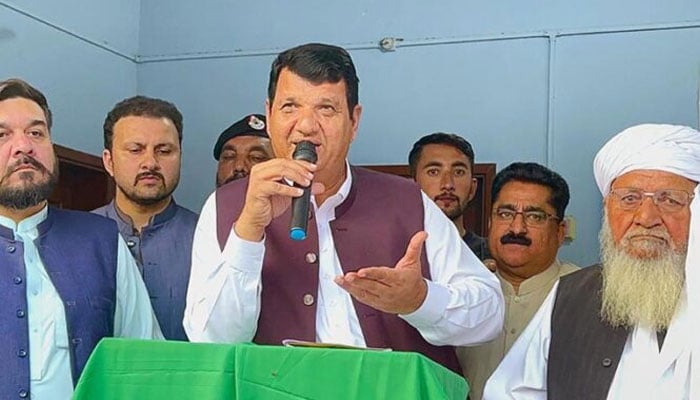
[73,339,467,400]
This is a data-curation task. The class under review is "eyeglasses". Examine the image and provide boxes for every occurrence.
[608,188,694,213]
[492,208,560,227]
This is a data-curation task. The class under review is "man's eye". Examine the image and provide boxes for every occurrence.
[525,212,546,223]
[658,193,682,206]
[250,154,270,163]
[620,193,641,203]
[426,169,439,176]
[280,103,296,112]
[497,210,514,219]
[319,105,337,114]
[454,169,467,177]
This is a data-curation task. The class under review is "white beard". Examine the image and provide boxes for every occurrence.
[599,217,686,330]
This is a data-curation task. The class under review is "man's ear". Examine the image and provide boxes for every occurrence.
[349,104,362,142]
[557,219,567,246]
[467,177,478,202]
[102,149,115,178]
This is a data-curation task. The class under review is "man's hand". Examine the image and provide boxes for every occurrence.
[334,231,429,315]
[234,158,323,242]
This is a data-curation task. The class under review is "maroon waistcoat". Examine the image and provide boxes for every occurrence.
[216,166,462,374]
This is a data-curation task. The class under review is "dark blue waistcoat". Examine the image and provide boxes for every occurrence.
[0,207,118,399]
[92,200,197,341]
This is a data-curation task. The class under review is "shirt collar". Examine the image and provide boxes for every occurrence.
[112,198,179,233]
[498,259,565,295]
[312,161,352,212]
[0,205,49,239]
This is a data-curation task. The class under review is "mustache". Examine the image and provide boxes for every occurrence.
[434,192,458,200]
[134,170,164,185]
[220,172,247,186]
[500,232,532,246]
[623,227,672,243]
[6,155,49,175]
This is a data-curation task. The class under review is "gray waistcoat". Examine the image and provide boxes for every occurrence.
[547,265,629,400]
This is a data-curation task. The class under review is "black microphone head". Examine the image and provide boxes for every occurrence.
[292,141,317,163]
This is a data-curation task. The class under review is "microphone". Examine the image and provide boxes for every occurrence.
[289,141,317,241]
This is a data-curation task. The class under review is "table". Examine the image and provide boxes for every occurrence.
[73,339,468,399]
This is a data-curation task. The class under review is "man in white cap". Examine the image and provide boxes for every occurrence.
[483,123,700,399]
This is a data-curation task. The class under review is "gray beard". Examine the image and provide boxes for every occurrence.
[599,216,686,331]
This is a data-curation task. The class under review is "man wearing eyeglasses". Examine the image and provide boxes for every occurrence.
[458,162,578,400]
[484,124,700,399]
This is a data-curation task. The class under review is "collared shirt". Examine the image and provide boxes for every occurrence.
[184,162,504,347]
[93,199,198,340]
[483,281,691,399]
[0,206,162,400]
[457,259,578,400]
[463,231,491,261]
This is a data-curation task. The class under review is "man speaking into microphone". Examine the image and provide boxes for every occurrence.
[184,43,503,374]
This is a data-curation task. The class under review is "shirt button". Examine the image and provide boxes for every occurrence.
[13,276,22,284]
[18,389,28,398]
[303,294,315,306]
[510,328,517,335]
[16,310,25,318]
[513,296,521,303]
[17,349,27,358]
[305,252,318,264]
[126,240,136,248]
[601,358,612,367]
[6,245,15,253]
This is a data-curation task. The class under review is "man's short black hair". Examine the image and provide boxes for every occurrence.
[268,43,359,115]
[408,133,475,178]
[0,78,52,129]
[103,95,183,150]
[492,162,570,220]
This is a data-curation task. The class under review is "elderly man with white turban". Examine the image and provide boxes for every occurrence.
[483,123,700,400]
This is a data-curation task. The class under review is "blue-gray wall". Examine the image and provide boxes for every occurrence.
[2,1,700,266]
[0,1,140,153]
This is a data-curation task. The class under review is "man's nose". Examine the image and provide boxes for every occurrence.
[295,109,321,137]
[139,150,160,170]
[12,133,34,157]
[633,197,663,229]
[440,172,454,190]
[233,158,249,173]
[508,212,528,234]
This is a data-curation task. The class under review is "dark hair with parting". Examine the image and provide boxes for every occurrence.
[0,78,52,129]
[492,162,570,220]
[408,132,475,178]
[268,43,360,115]
[103,95,183,150]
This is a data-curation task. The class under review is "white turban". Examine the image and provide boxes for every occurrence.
[593,123,700,398]
[593,124,700,195]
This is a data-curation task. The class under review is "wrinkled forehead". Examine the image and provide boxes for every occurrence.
[0,97,50,133]
[609,169,699,192]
